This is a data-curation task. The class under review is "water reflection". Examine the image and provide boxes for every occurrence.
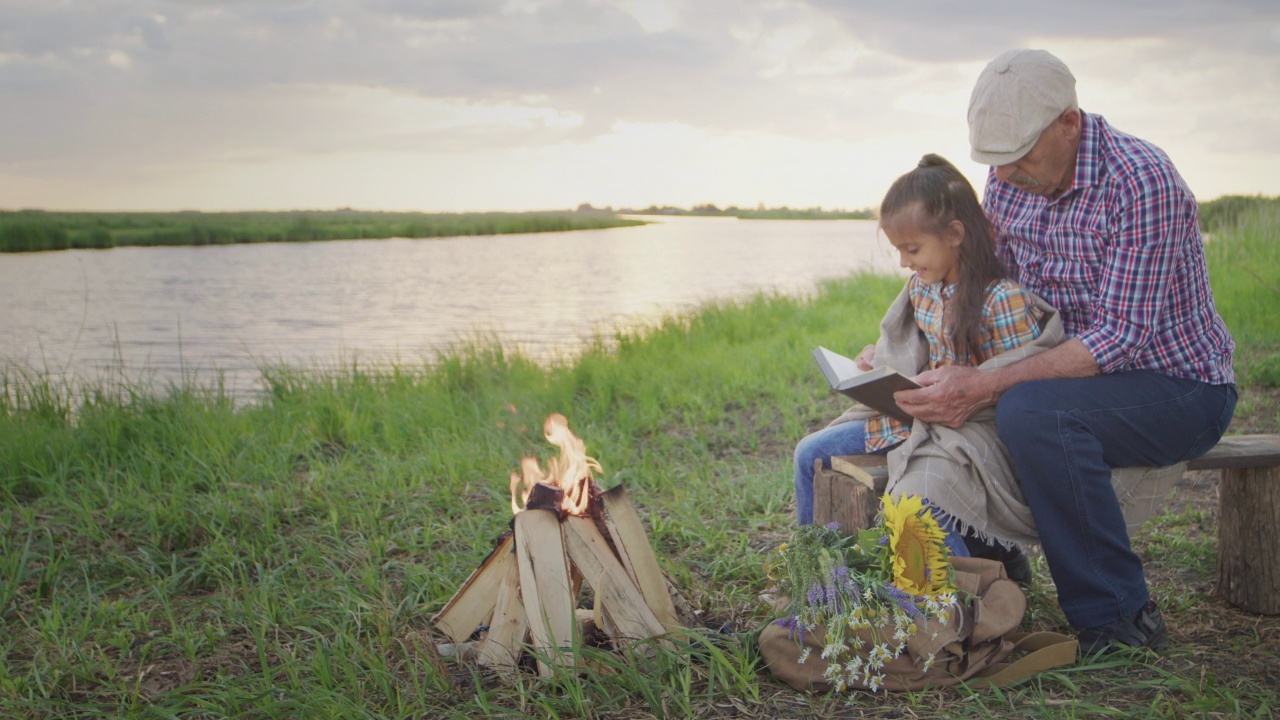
[0,216,903,395]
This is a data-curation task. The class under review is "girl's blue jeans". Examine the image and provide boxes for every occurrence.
[792,420,969,556]
[996,371,1236,629]
[793,420,877,526]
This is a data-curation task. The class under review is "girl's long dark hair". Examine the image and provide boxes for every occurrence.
[879,153,1007,362]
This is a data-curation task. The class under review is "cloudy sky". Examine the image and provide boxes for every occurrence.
[2,0,1278,213]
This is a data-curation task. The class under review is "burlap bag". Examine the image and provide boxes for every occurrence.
[759,556,1074,692]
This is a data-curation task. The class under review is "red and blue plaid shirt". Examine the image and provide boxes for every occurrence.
[983,111,1235,386]
[866,276,1043,451]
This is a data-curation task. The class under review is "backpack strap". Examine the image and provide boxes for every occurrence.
[968,631,1078,687]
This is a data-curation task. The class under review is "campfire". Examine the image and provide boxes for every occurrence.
[432,413,684,677]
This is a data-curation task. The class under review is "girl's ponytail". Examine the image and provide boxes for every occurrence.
[880,154,1007,361]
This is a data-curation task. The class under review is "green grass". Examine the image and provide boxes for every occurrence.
[0,209,645,253]
[0,217,1277,717]
[1205,200,1280,434]
[1206,202,1280,345]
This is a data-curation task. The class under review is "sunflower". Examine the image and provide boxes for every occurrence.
[881,493,953,597]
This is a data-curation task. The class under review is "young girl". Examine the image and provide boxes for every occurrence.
[793,153,1048,561]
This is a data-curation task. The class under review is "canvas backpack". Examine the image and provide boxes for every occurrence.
[758,556,1076,692]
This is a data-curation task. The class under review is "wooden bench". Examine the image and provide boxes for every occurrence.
[813,434,1280,615]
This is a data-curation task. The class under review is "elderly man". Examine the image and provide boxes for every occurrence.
[896,49,1237,656]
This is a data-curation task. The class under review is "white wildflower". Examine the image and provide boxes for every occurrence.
[870,643,892,664]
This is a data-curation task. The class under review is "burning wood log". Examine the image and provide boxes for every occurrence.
[523,481,565,514]
[562,515,667,646]
[601,484,682,634]
[475,553,528,673]
[514,508,576,677]
[432,532,514,645]
[431,413,684,678]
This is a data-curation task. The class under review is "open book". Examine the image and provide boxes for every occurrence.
[811,346,920,423]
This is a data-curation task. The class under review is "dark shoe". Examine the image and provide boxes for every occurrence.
[1076,601,1171,658]
[962,535,1032,585]
[999,546,1032,585]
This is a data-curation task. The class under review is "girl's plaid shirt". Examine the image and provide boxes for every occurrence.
[865,276,1043,452]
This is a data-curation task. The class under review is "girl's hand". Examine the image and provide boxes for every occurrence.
[894,366,998,428]
[854,344,876,371]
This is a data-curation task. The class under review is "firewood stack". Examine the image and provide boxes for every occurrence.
[432,415,684,677]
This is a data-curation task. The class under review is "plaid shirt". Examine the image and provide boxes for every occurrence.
[983,111,1235,386]
[866,276,1043,451]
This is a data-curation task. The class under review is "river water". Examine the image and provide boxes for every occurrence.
[1,216,903,396]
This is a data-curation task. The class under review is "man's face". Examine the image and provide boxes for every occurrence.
[993,109,1080,199]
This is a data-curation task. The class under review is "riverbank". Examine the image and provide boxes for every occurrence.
[4,195,1272,254]
[0,209,646,253]
[0,211,1276,717]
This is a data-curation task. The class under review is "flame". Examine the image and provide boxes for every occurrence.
[510,413,602,516]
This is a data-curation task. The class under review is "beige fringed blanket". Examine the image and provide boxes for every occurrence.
[828,282,1184,548]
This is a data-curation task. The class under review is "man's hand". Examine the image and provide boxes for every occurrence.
[894,365,999,428]
[893,340,1100,428]
[854,344,876,371]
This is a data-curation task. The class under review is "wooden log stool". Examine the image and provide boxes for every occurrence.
[1187,434,1280,615]
[812,455,888,534]
[814,434,1280,615]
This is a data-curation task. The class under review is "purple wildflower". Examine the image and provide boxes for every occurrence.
[834,568,855,591]
[897,597,924,620]
[832,567,854,602]
[826,521,842,532]
[878,535,890,547]
[883,584,911,601]
[774,615,806,641]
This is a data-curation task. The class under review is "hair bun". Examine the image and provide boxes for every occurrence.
[918,153,947,169]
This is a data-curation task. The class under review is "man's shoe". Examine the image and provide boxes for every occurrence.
[1076,601,1171,658]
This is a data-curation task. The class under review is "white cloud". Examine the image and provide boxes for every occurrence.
[0,0,1278,211]
[106,49,131,68]
[615,0,679,33]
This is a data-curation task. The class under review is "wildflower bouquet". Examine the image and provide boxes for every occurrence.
[769,494,960,692]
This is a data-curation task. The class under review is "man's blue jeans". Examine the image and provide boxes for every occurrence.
[996,371,1237,629]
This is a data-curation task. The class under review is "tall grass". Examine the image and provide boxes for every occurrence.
[1206,201,1280,387]
[1198,194,1280,234]
[0,210,645,253]
[0,222,1277,716]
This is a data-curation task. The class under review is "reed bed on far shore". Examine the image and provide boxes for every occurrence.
[0,209,645,253]
[0,216,1276,718]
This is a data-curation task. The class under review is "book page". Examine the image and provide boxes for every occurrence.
[813,346,863,385]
